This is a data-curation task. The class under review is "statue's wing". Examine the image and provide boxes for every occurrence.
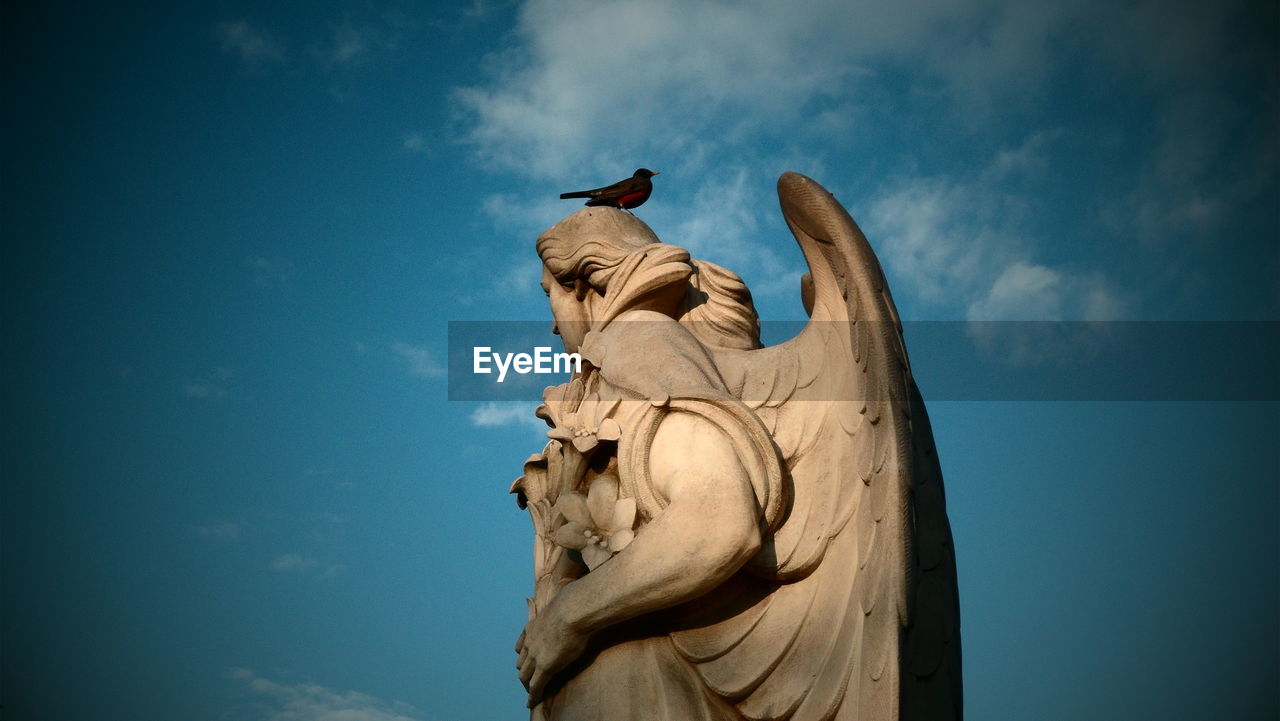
[677,173,962,720]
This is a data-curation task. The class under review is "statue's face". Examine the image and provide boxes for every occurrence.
[542,266,591,354]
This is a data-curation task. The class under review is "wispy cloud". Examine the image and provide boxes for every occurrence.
[453,1,1104,179]
[390,342,444,378]
[864,135,1124,320]
[268,554,345,578]
[217,20,286,65]
[183,367,235,399]
[311,19,402,67]
[219,13,408,74]
[455,1,852,178]
[470,401,541,428]
[249,257,296,288]
[452,1,1092,311]
[1119,90,1277,249]
[966,262,1120,321]
[459,0,506,24]
[231,668,425,721]
[401,132,427,154]
[453,0,1269,321]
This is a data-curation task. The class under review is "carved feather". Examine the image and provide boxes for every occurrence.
[683,173,961,720]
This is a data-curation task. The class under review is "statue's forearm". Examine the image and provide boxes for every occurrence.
[552,478,761,637]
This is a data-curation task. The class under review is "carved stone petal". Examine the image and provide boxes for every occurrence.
[510,477,528,509]
[571,434,598,454]
[553,522,590,550]
[607,528,634,553]
[610,497,636,533]
[555,492,592,527]
[587,475,620,529]
[564,377,585,405]
[597,417,621,442]
[582,544,612,571]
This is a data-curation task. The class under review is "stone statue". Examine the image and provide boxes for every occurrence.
[511,172,962,720]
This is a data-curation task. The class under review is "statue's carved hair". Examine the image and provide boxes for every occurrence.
[537,211,760,350]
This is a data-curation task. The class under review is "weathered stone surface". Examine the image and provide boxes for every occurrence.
[511,172,962,720]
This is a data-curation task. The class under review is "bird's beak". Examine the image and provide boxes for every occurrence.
[652,171,661,176]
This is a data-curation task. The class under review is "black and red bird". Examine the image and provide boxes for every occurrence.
[559,168,659,211]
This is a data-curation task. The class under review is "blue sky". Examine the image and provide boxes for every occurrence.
[2,1,1276,720]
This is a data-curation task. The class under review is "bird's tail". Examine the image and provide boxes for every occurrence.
[559,190,593,199]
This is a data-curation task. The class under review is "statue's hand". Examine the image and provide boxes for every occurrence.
[516,601,589,708]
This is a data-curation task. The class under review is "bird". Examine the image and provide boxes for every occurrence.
[559,169,660,211]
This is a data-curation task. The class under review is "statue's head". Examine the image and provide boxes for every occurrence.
[537,208,762,353]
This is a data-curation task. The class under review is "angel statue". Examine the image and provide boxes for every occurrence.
[510,172,961,720]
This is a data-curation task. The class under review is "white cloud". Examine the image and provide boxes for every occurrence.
[965,262,1121,322]
[453,1,1118,315]
[268,554,345,578]
[329,24,372,64]
[390,342,444,378]
[864,136,1125,320]
[401,132,426,153]
[231,668,426,721]
[864,175,995,307]
[218,20,286,65]
[459,0,504,23]
[457,0,1267,321]
[311,19,402,67]
[453,0,1113,180]
[470,401,542,429]
[319,564,347,579]
[456,0,862,178]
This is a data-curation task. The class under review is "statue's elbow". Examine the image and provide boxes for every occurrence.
[732,524,762,571]
[701,509,761,578]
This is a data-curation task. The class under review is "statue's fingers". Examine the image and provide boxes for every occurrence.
[526,668,548,709]
[517,644,528,670]
[515,629,525,653]
[519,656,535,686]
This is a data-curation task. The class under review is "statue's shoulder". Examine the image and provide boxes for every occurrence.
[581,309,682,361]
[582,311,728,399]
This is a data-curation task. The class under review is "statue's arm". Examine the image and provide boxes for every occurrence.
[562,410,762,626]
[517,410,762,704]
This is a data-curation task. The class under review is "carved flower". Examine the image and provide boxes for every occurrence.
[552,474,636,571]
[539,378,623,454]
[536,378,585,429]
[547,416,621,454]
